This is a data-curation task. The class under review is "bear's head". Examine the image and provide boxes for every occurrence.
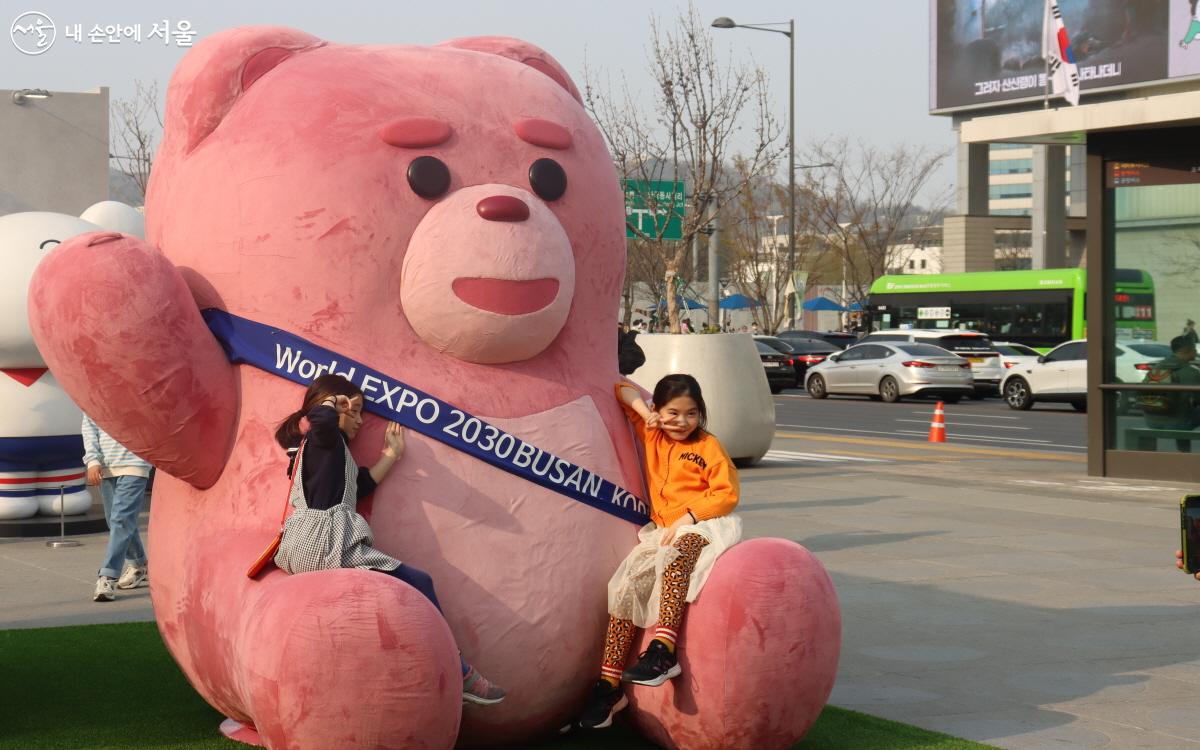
[147,28,625,416]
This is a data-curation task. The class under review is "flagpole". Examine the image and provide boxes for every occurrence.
[1043,0,1051,110]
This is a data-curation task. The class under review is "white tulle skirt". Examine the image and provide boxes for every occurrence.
[606,514,743,628]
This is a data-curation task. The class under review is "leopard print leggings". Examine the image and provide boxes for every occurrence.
[601,532,710,672]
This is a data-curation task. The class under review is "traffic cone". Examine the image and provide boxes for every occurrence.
[928,401,946,443]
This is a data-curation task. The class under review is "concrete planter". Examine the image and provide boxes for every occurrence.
[629,333,774,465]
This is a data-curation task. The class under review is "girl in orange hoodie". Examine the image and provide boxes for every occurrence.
[569,373,742,731]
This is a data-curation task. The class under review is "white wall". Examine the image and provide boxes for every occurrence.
[0,88,110,216]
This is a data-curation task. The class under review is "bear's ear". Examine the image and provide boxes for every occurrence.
[437,36,581,104]
[164,26,324,153]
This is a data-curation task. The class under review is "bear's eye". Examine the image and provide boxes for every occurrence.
[529,158,567,201]
[39,239,60,250]
[407,156,451,199]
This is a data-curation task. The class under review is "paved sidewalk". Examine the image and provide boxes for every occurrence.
[762,432,1200,750]
[2,434,1198,749]
[0,485,153,630]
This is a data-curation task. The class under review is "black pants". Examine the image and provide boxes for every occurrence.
[379,562,443,613]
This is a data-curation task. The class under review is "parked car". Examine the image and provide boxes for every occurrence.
[776,329,859,350]
[756,340,797,393]
[991,341,1043,372]
[1114,341,1174,385]
[754,335,836,384]
[857,329,1004,396]
[753,335,793,356]
[805,342,973,403]
[784,338,839,382]
[1113,341,1176,414]
[1000,339,1087,411]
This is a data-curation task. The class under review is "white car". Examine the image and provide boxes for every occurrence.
[1000,340,1087,411]
[991,341,1043,372]
[1114,341,1173,384]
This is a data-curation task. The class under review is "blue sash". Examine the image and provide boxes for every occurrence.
[202,309,648,525]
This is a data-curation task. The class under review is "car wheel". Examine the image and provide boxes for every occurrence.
[770,383,783,394]
[1071,401,1087,412]
[879,376,901,403]
[1004,377,1034,410]
[943,395,962,404]
[807,374,828,399]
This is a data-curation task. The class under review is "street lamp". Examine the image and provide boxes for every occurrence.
[712,15,795,326]
[11,88,52,105]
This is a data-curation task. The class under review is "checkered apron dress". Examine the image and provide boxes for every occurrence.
[273,439,401,574]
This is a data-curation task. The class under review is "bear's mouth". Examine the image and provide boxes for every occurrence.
[451,277,560,315]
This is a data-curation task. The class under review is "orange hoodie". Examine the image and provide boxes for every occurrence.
[616,384,739,526]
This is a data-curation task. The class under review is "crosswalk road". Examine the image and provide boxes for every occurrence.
[761,449,888,465]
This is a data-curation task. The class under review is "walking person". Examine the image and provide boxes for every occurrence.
[84,415,151,602]
[273,374,505,705]
[567,374,741,730]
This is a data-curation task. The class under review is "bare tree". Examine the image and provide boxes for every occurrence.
[585,3,782,333]
[802,138,951,314]
[994,229,1032,271]
[109,80,163,200]
[621,237,669,327]
[723,158,819,334]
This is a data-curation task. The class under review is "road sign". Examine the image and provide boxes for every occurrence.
[623,179,685,241]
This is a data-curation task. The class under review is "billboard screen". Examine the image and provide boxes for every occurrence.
[930,0,1199,112]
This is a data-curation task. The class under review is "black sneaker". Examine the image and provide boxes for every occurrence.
[575,679,628,729]
[622,639,681,687]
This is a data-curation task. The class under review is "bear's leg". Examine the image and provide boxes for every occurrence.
[233,568,463,750]
[627,538,842,750]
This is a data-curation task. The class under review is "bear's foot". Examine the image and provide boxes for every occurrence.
[234,568,464,750]
[627,538,842,750]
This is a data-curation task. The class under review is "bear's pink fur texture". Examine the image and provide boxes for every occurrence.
[29,27,839,749]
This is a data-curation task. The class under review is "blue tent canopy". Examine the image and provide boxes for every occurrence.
[800,296,847,312]
[719,293,762,310]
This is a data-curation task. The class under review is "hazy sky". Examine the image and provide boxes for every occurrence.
[4,1,957,196]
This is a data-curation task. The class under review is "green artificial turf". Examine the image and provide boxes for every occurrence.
[0,622,995,749]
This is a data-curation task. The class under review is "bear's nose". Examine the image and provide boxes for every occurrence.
[476,195,530,222]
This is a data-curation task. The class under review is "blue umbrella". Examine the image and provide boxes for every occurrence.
[718,293,763,310]
[848,301,863,311]
[800,296,848,312]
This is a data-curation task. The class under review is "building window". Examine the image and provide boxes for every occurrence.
[1105,152,1200,455]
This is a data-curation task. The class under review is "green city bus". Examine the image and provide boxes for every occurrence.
[866,268,1156,350]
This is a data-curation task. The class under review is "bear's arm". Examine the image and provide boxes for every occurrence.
[28,231,238,488]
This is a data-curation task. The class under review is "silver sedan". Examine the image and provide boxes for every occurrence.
[805,342,974,403]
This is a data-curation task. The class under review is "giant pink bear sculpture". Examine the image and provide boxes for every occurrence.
[29,27,840,749]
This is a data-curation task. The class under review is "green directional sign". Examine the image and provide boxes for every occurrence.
[623,179,685,241]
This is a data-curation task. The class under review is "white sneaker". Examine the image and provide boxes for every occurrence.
[93,577,116,602]
[116,562,148,589]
